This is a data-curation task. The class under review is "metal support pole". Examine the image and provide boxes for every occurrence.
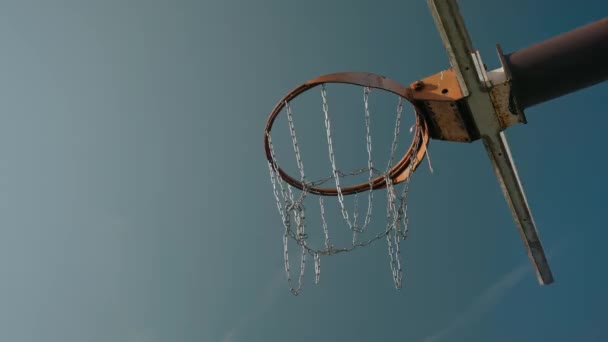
[427,0,554,285]
[504,18,608,109]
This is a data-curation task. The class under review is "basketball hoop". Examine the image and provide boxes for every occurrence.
[264,72,430,295]
[263,0,608,295]
[265,72,429,195]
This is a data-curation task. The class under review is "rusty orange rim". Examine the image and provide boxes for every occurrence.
[264,72,429,196]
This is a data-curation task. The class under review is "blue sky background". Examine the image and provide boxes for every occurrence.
[0,0,606,341]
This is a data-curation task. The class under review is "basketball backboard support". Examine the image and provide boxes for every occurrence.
[426,0,554,284]
[266,0,608,294]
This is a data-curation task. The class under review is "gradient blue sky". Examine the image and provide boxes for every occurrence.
[0,1,606,341]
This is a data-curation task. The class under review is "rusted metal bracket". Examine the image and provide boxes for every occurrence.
[411,56,527,143]
[410,69,474,142]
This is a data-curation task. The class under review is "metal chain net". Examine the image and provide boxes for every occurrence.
[267,85,424,295]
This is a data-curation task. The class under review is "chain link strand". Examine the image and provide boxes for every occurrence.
[321,85,355,232]
[384,104,422,289]
[361,87,375,233]
[267,133,308,295]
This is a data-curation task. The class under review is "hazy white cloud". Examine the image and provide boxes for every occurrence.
[422,263,531,342]
[221,271,285,342]
[221,329,238,342]
[420,240,566,342]
[419,262,530,342]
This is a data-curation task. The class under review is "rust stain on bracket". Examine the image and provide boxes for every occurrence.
[489,81,527,130]
[410,68,464,101]
[411,67,527,143]
[410,68,476,142]
[423,100,473,142]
